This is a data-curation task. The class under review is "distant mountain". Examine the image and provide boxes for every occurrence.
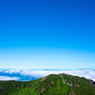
[0,73,95,95]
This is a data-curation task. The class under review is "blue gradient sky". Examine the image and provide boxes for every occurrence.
[0,0,95,69]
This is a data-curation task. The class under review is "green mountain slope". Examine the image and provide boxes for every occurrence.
[0,73,95,95]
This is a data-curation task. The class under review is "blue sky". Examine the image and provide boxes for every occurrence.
[0,0,95,69]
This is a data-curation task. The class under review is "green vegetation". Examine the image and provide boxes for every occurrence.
[0,73,95,95]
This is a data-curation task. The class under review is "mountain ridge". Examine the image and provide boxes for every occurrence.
[0,73,95,95]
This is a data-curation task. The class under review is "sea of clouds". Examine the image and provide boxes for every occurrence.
[0,69,95,81]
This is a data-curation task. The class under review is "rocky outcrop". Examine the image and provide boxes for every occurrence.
[51,81,54,86]
[59,74,80,87]
[70,92,75,95]
[40,77,47,82]
[40,88,46,95]
[41,88,46,93]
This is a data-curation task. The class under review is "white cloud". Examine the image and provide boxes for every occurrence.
[20,69,95,81]
[0,76,19,81]
[0,69,95,81]
[63,70,95,81]
[5,69,21,74]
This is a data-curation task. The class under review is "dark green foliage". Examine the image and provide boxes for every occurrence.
[0,74,95,95]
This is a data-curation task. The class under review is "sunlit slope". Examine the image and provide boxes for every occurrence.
[0,73,95,95]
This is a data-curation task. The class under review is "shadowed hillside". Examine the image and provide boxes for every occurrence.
[0,73,95,95]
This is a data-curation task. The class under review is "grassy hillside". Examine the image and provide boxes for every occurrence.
[0,73,95,95]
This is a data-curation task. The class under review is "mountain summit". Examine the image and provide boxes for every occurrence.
[0,73,95,95]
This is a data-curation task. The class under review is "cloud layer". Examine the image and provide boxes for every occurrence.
[0,76,19,81]
[0,69,95,81]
